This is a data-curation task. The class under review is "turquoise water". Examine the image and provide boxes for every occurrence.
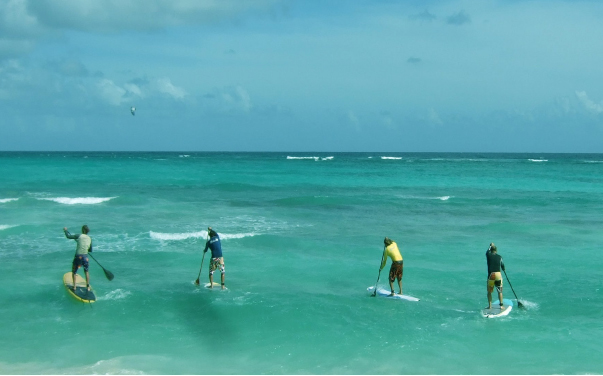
[1,152,602,374]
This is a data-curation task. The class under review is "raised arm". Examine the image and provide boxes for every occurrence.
[63,227,78,240]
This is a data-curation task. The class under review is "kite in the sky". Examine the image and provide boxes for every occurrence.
[130,106,136,116]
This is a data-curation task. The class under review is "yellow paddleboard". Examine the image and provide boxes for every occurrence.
[63,272,96,303]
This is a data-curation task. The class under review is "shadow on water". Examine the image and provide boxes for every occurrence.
[177,286,237,352]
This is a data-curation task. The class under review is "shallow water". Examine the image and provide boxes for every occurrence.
[1,152,602,374]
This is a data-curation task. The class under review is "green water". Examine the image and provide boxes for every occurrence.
[0,152,602,374]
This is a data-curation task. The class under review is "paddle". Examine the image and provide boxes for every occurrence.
[503,269,524,308]
[194,251,206,286]
[194,234,210,286]
[88,253,114,281]
[371,246,386,297]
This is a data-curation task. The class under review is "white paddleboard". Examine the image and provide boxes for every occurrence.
[481,299,513,318]
[204,282,227,290]
[367,286,420,301]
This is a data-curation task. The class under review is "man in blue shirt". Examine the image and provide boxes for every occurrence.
[203,227,225,289]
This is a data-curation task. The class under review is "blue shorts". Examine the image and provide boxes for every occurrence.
[72,255,89,273]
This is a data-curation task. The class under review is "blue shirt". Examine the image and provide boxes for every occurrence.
[203,235,223,258]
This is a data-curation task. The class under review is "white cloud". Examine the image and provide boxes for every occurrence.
[208,85,252,112]
[156,78,186,99]
[24,0,282,33]
[347,111,361,131]
[427,108,443,125]
[0,0,283,60]
[124,83,143,97]
[97,78,127,106]
[575,91,603,114]
[235,86,251,112]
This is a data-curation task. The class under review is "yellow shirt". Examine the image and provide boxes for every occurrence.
[381,242,403,269]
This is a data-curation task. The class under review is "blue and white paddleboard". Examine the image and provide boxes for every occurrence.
[481,299,513,318]
[367,286,420,301]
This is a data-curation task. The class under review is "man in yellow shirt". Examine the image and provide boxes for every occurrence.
[380,237,403,296]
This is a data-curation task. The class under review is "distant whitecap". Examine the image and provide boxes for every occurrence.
[287,156,320,161]
[38,197,116,205]
[150,231,206,241]
[150,230,257,241]
[0,198,19,203]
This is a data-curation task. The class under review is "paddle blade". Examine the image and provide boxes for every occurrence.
[517,300,524,308]
[194,278,200,286]
[104,269,114,281]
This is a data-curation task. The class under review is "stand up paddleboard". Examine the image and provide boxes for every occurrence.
[63,272,96,303]
[367,286,420,301]
[204,282,227,290]
[481,299,513,318]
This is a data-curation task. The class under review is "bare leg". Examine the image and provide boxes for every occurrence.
[398,278,403,295]
[388,280,395,296]
[209,273,214,289]
[72,272,77,291]
[221,273,225,290]
[487,290,492,309]
[498,288,504,309]
[85,271,90,291]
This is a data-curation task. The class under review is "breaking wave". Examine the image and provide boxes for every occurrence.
[37,197,117,205]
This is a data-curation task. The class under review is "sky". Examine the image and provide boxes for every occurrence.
[1,0,603,152]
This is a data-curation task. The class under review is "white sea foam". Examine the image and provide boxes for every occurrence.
[518,300,539,310]
[220,232,257,240]
[398,195,453,201]
[0,198,19,203]
[381,156,402,160]
[38,197,116,205]
[528,159,548,162]
[179,155,190,158]
[150,230,206,241]
[98,289,132,301]
[0,225,18,231]
[150,230,257,241]
[287,156,320,161]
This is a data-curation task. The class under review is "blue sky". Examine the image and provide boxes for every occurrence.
[1,0,603,152]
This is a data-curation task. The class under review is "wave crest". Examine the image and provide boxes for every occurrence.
[150,231,207,241]
[287,156,333,161]
[150,230,257,241]
[38,197,116,205]
[0,198,19,204]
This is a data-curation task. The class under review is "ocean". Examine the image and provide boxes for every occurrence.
[0,152,602,374]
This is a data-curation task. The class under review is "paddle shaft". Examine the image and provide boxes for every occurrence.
[195,251,206,285]
[371,246,386,296]
[503,269,524,308]
[195,234,210,285]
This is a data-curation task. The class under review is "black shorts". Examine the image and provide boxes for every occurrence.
[72,255,89,273]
